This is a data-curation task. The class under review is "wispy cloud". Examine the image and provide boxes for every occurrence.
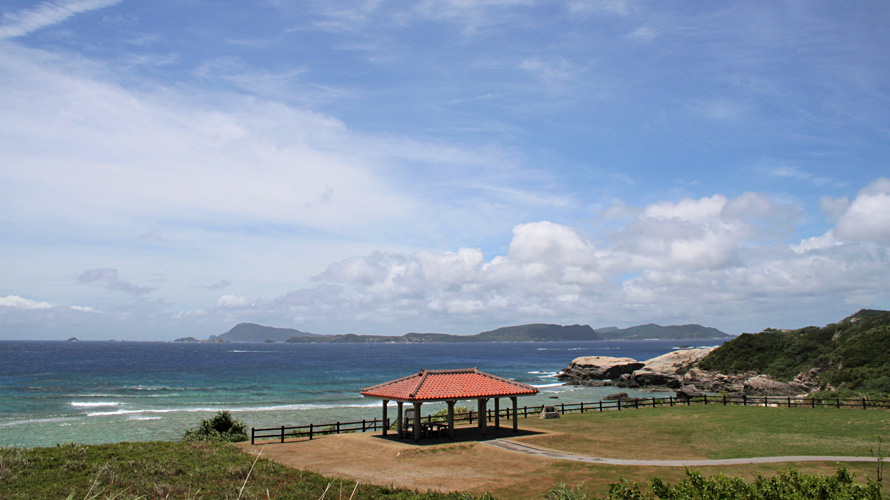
[0,0,122,40]
[78,268,156,296]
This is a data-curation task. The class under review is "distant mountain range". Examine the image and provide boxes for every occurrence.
[597,323,729,340]
[201,322,731,343]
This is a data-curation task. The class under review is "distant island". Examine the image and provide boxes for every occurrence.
[204,322,731,343]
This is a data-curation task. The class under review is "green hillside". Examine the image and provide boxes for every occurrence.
[698,309,890,395]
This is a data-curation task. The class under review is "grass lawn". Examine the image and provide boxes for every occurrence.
[0,440,483,500]
[523,404,890,460]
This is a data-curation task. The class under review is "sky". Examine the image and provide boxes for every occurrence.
[1,1,889,341]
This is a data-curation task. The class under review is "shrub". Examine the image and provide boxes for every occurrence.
[602,467,884,500]
[182,410,248,442]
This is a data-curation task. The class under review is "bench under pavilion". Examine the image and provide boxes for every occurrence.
[360,368,539,442]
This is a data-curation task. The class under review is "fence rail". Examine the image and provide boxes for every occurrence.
[250,395,890,444]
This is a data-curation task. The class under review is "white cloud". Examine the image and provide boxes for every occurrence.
[0,0,121,40]
[834,178,890,243]
[0,295,54,310]
[216,295,253,308]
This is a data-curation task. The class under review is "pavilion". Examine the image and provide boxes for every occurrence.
[360,368,539,442]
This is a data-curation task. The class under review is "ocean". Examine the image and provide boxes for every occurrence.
[0,339,725,448]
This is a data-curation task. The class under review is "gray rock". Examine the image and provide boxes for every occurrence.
[676,385,704,399]
[620,348,714,389]
[557,356,644,383]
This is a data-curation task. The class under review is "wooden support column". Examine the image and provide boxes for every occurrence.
[412,402,422,442]
[396,401,404,438]
[382,400,389,436]
[477,398,488,436]
[511,397,518,433]
[494,398,500,430]
[446,400,456,438]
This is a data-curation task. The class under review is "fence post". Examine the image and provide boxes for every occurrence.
[669,396,673,407]
[811,398,815,408]
[863,398,867,410]
[704,394,708,405]
[635,399,639,409]
[561,403,565,414]
[617,400,621,411]
[723,394,727,406]
[764,396,768,407]
[836,397,840,409]
[309,423,313,440]
[599,401,603,412]
[787,397,791,408]
[280,426,285,443]
[580,402,584,413]
[524,406,528,418]
[743,394,747,406]
[652,397,656,408]
[251,428,255,445]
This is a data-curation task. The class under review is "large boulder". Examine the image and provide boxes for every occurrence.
[629,348,713,388]
[557,356,644,383]
[743,375,811,396]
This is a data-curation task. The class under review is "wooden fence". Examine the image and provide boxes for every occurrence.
[250,395,890,445]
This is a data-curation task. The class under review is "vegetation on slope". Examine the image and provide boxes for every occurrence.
[698,310,890,395]
[182,411,248,443]
[548,467,884,500]
[0,441,488,500]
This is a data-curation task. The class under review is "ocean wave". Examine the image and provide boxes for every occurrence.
[533,382,565,389]
[86,401,380,417]
[0,416,80,428]
[231,350,276,353]
[127,416,162,421]
[70,401,120,408]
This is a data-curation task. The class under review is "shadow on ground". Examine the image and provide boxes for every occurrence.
[372,425,545,446]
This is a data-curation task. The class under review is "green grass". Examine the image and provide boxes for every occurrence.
[526,404,890,460]
[0,441,488,500]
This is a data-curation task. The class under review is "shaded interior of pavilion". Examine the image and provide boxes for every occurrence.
[360,368,541,443]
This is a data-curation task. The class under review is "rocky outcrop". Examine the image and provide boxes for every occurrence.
[557,356,644,383]
[558,348,821,396]
[614,348,712,389]
[742,375,811,396]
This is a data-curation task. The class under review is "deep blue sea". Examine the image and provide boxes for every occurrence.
[0,339,726,448]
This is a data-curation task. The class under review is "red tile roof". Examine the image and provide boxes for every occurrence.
[361,368,539,402]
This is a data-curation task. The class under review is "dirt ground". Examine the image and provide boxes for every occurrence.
[237,426,558,496]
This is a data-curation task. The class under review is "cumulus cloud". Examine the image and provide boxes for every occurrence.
[0,295,54,309]
[78,268,156,296]
[833,178,890,243]
[256,186,889,334]
[0,0,121,40]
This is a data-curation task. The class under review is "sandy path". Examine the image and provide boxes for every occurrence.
[485,439,876,467]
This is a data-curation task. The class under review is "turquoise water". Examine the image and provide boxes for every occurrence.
[0,340,723,448]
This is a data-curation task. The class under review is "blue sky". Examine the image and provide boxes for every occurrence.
[1,1,888,340]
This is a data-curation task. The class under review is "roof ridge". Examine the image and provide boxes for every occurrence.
[409,369,431,398]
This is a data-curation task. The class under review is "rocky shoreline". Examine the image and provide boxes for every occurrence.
[557,349,820,397]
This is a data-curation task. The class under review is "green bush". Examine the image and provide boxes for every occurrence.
[602,467,884,500]
[182,410,248,442]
